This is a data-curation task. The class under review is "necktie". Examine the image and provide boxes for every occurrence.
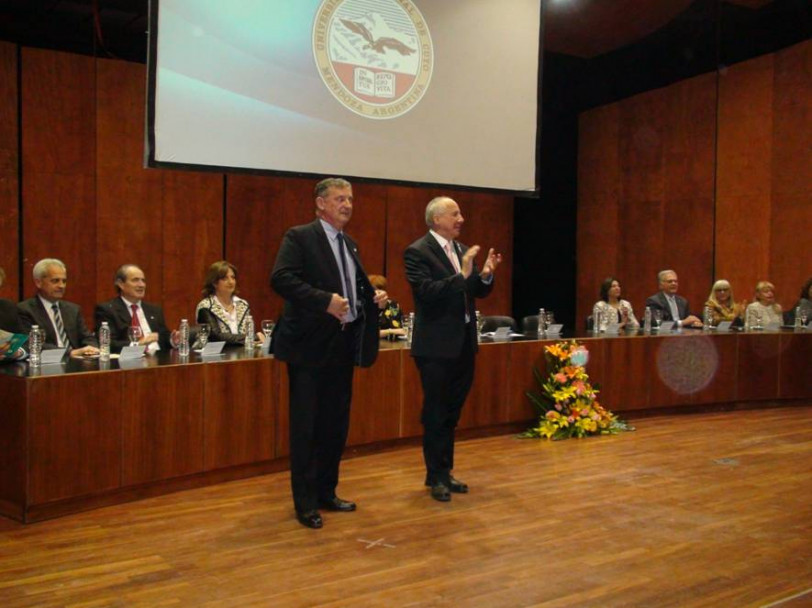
[51,303,69,348]
[336,233,355,311]
[667,296,679,321]
[131,304,141,329]
[445,242,460,273]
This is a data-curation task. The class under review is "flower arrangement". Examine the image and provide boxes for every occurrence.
[521,340,633,440]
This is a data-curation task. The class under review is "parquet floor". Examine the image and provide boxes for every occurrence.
[0,406,810,607]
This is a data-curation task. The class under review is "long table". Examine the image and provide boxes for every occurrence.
[1,330,810,522]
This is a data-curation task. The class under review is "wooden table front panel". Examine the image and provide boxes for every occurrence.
[737,333,781,401]
[121,365,205,486]
[203,359,276,471]
[28,372,122,504]
[0,377,28,515]
[348,349,403,447]
[778,333,812,399]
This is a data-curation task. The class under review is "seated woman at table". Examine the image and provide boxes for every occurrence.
[704,279,746,325]
[0,266,26,361]
[785,277,812,326]
[195,261,265,346]
[368,274,404,340]
[592,277,639,330]
[745,281,783,327]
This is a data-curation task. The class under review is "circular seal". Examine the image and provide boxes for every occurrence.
[313,0,433,120]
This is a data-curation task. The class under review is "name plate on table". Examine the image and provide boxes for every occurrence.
[764,321,781,331]
[40,347,67,365]
[605,322,621,335]
[200,341,225,356]
[715,321,732,332]
[119,345,145,360]
[260,335,272,355]
[546,324,563,335]
[659,321,675,332]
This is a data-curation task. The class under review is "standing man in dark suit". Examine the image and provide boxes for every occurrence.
[271,177,388,529]
[404,196,502,502]
[95,264,176,354]
[645,269,702,328]
[18,258,99,357]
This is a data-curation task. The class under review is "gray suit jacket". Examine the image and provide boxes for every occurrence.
[18,297,98,349]
[645,291,690,323]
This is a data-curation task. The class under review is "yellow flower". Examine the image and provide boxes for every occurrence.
[552,386,577,402]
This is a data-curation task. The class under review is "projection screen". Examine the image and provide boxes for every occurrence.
[147,0,542,191]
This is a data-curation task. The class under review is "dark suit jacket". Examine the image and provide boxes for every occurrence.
[18,297,98,349]
[645,291,690,323]
[270,219,379,368]
[404,233,493,359]
[94,297,172,354]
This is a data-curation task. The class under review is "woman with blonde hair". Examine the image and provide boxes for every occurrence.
[704,279,745,325]
[745,281,783,328]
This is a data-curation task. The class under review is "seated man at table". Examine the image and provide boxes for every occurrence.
[18,258,99,357]
[645,269,703,328]
[95,264,175,354]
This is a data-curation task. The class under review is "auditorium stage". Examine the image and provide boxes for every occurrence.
[0,406,809,607]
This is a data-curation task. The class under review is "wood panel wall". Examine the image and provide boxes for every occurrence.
[1,47,513,329]
[577,39,811,324]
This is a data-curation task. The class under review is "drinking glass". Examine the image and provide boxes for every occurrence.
[652,310,662,330]
[545,311,555,327]
[754,309,763,330]
[800,311,808,328]
[261,319,275,339]
[127,326,143,347]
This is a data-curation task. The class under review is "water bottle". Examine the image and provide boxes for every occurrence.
[29,325,42,366]
[475,310,482,344]
[406,312,415,347]
[99,321,111,360]
[794,306,802,329]
[537,308,546,338]
[643,306,652,333]
[703,305,712,330]
[592,305,603,333]
[178,319,190,357]
[744,307,751,331]
[244,314,255,351]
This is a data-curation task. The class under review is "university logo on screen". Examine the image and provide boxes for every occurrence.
[313,0,433,120]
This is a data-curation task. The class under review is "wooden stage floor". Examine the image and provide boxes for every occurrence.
[0,406,810,607]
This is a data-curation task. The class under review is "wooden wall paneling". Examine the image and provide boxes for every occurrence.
[504,340,548,424]
[661,74,716,312]
[203,359,275,470]
[458,341,511,429]
[226,175,314,324]
[161,171,224,328]
[95,172,164,306]
[769,41,811,302]
[21,49,97,318]
[95,57,164,311]
[0,377,26,519]
[383,185,430,316]
[0,42,18,300]
[346,181,387,276]
[596,335,651,411]
[456,190,513,317]
[778,333,812,400]
[121,365,205,485]
[715,54,774,294]
[348,349,402,446]
[576,105,620,324]
[617,88,667,315]
[28,373,121,504]
[736,333,781,401]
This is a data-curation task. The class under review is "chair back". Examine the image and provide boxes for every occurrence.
[521,315,539,334]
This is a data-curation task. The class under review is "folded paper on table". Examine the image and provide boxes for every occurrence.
[40,348,67,365]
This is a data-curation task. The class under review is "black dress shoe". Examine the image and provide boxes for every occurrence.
[430,483,451,502]
[296,510,323,529]
[318,496,356,512]
[448,476,469,494]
